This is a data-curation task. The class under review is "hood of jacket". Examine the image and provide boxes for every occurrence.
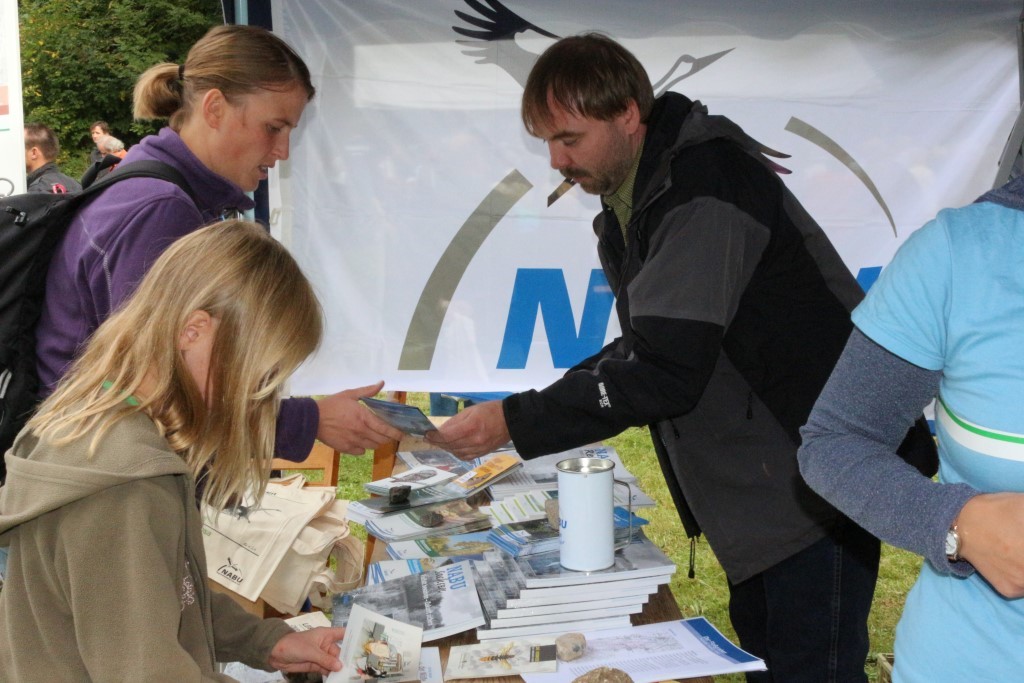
[633,92,792,215]
[0,411,189,537]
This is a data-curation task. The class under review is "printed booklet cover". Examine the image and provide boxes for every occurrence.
[445,637,558,679]
[361,397,437,438]
[365,465,458,494]
[328,604,422,683]
[331,560,485,642]
[384,530,498,560]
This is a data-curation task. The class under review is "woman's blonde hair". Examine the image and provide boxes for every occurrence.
[134,24,316,130]
[27,220,323,509]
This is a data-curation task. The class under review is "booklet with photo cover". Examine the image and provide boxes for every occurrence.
[331,560,485,642]
[367,557,457,585]
[328,604,422,683]
[384,530,498,560]
[360,397,437,438]
[445,637,558,679]
[382,528,497,561]
[364,465,457,495]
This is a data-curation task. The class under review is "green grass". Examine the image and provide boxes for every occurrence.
[333,394,920,681]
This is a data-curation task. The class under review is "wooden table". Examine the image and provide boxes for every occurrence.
[367,432,714,683]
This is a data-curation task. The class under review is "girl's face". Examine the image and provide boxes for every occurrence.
[209,84,309,192]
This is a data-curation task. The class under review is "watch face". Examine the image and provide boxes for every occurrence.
[945,529,960,558]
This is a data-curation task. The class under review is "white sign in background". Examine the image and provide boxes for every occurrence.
[0,0,25,197]
[272,0,1020,396]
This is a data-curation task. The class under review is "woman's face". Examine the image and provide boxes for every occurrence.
[91,126,107,149]
[211,84,310,192]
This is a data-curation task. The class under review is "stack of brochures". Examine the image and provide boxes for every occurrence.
[343,440,676,646]
[472,531,677,640]
[487,507,648,557]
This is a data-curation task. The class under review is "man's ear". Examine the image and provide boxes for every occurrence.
[179,309,214,351]
[619,99,642,135]
[201,88,228,129]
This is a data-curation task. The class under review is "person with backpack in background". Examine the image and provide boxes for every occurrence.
[32,24,403,467]
[24,123,82,195]
[0,220,348,680]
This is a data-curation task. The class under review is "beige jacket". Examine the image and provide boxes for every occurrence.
[0,411,293,681]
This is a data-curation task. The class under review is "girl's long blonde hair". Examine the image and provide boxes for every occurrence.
[27,220,322,509]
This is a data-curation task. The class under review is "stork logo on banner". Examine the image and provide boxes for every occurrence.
[398,0,894,372]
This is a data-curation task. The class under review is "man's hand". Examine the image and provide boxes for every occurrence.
[425,401,511,459]
[316,382,404,455]
[957,492,1024,598]
[268,626,347,675]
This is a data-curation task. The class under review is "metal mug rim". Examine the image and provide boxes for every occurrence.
[556,457,616,474]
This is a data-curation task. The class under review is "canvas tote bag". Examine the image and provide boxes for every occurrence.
[203,474,339,602]
[260,491,364,614]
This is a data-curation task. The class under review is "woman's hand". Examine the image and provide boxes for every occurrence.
[267,626,346,675]
[957,492,1024,598]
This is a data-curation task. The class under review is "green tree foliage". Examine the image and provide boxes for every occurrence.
[19,0,223,176]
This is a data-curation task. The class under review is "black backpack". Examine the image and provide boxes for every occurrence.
[0,161,194,477]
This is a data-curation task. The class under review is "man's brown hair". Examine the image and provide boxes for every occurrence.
[24,122,59,161]
[522,32,654,136]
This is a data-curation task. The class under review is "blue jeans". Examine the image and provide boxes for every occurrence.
[727,518,879,682]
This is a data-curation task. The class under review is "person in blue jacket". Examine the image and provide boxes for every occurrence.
[799,175,1024,682]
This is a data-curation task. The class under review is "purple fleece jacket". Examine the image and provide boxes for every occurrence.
[35,128,318,461]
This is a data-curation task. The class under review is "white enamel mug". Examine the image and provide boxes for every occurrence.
[556,457,632,571]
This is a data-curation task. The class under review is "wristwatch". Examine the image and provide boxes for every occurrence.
[945,524,962,562]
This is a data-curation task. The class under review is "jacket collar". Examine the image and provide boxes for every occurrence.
[25,161,59,186]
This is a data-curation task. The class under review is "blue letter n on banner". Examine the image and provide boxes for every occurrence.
[497,269,614,369]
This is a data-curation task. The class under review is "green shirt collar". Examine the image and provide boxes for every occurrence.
[101,380,141,406]
[603,139,644,238]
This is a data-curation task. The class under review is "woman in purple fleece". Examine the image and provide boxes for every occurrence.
[35,24,403,462]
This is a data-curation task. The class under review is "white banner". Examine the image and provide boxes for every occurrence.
[272,0,1020,396]
[0,0,25,197]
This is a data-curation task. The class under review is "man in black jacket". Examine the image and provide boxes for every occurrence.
[429,34,921,682]
[24,123,82,194]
